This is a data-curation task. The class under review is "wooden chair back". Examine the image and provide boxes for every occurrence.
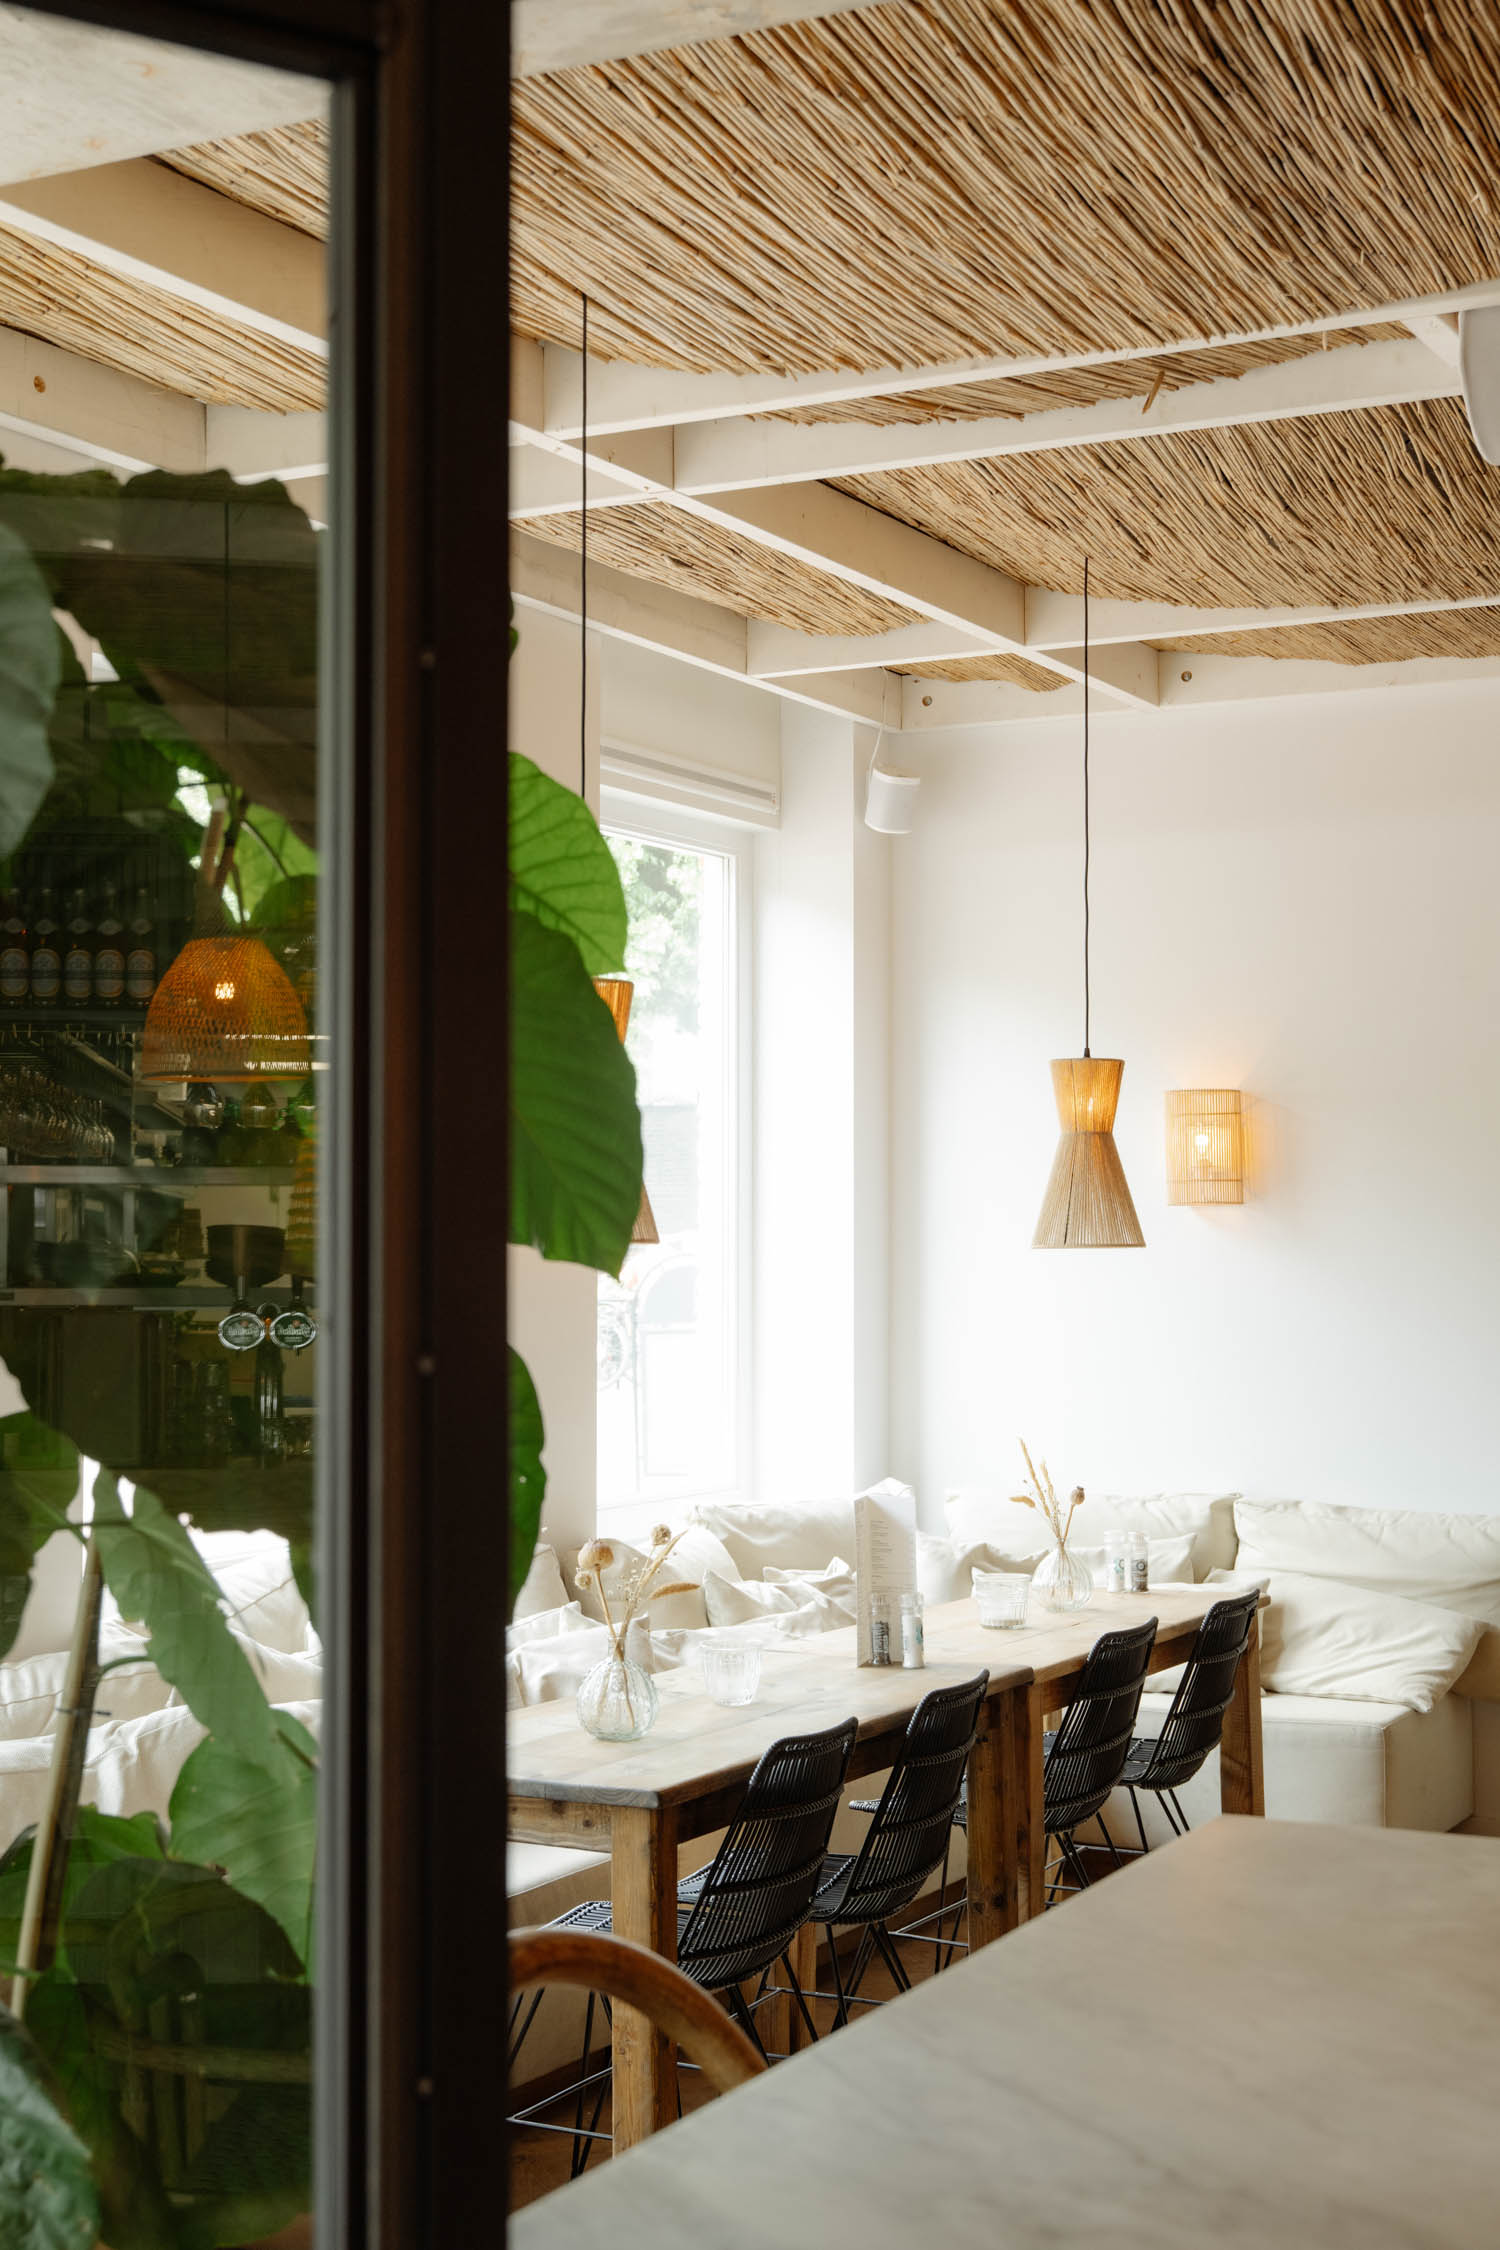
[508,1927,766,2097]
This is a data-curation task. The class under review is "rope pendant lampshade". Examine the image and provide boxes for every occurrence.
[1032,559,1144,1250]
[141,932,311,1083]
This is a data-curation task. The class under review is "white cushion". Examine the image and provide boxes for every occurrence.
[916,1534,1015,1605]
[226,1631,323,1708]
[511,1617,677,1707]
[0,1629,175,1742]
[691,1497,856,1579]
[7,1531,84,1664]
[506,1600,592,1650]
[762,1556,858,1616]
[575,1523,741,1633]
[513,1542,570,1620]
[1233,1498,1500,1626]
[701,1571,849,1634]
[1068,1534,1197,1588]
[1253,1570,1483,1712]
[944,1492,1236,1580]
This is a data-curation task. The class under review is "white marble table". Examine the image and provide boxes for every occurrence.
[512,1819,1500,2250]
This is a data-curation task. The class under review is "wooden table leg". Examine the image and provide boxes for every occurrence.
[967,1685,1026,1945]
[1020,1683,1047,1921]
[786,1921,817,2054]
[1220,1610,1266,1816]
[609,1805,679,2149]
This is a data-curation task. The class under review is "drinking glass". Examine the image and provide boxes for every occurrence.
[973,1569,1031,1629]
[700,1635,761,1707]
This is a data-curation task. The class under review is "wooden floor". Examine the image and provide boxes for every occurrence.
[509,1842,1123,2213]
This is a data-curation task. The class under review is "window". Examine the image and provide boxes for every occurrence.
[596,808,746,1521]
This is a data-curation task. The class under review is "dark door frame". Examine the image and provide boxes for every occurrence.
[8,4,511,2241]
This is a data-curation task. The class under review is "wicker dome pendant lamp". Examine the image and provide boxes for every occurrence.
[580,293,657,1247]
[1032,559,1145,1250]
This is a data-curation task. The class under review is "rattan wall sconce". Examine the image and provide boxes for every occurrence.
[1165,1089,1244,1206]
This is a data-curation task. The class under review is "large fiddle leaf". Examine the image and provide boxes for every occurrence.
[0,521,60,853]
[508,750,627,973]
[508,1348,546,1620]
[510,909,642,1275]
[168,1713,318,1971]
[0,2004,98,2250]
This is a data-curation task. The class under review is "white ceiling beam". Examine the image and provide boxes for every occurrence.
[205,405,326,482]
[1026,586,1500,649]
[901,652,1500,729]
[532,279,1500,437]
[901,677,1084,730]
[511,2,879,78]
[0,157,325,357]
[1045,642,1160,707]
[671,335,1459,493]
[747,617,986,676]
[507,431,674,516]
[0,325,204,472]
[510,529,898,726]
[1405,313,1463,369]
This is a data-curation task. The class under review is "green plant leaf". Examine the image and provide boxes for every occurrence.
[90,1475,283,1775]
[173,2083,309,2250]
[0,521,61,855]
[508,1348,546,1620]
[510,909,643,1274]
[0,1414,80,1663]
[168,1714,318,1971]
[508,751,628,973]
[0,2003,99,2250]
[26,1973,182,2250]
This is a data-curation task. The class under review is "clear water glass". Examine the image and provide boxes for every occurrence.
[973,1570,1031,1629]
[700,1636,761,1706]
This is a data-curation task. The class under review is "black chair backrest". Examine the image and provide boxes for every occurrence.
[1044,1619,1158,1836]
[825,1672,988,1927]
[1133,1591,1259,1793]
[678,1715,858,1991]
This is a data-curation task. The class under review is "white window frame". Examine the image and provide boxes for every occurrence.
[596,789,754,1535]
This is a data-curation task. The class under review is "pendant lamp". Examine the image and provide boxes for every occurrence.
[593,973,659,1245]
[141,933,310,1083]
[1032,559,1145,1249]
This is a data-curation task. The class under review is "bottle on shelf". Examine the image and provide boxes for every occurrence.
[125,888,157,1006]
[0,891,28,1005]
[93,883,126,1005]
[62,889,94,1007]
[29,888,61,1006]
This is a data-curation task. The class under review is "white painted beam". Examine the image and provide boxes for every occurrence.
[0,158,325,356]
[0,326,203,472]
[901,676,1083,730]
[1406,313,1463,369]
[509,529,897,725]
[507,431,674,516]
[1026,586,1500,650]
[748,617,986,676]
[901,652,1500,729]
[1044,641,1160,708]
[206,406,326,482]
[511,1,879,78]
[533,279,1500,437]
[671,336,1459,493]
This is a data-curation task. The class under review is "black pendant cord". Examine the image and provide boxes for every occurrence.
[1082,554,1091,1059]
[580,292,589,800]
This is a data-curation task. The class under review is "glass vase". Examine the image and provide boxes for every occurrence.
[577,1650,659,1742]
[1032,1541,1094,1613]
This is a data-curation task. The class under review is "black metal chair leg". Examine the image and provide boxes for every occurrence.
[508,1985,546,2075]
[826,1927,852,2029]
[1158,1789,1185,1837]
[870,1920,912,1994]
[1128,1785,1151,1856]
[725,1981,771,2065]
[1169,1788,1191,1831]
[843,1925,877,2003]
[781,1951,821,2046]
[1094,1811,1124,1868]
[568,1990,597,2180]
[1059,1831,1092,1890]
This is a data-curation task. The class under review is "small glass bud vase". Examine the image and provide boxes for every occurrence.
[577,1649,659,1742]
[1032,1541,1094,1613]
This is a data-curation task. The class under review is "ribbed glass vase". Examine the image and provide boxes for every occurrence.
[577,1650,659,1742]
[1032,1541,1094,1613]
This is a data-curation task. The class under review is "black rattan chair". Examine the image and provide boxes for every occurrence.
[509,1714,858,2170]
[805,1672,988,2026]
[1114,1590,1259,1848]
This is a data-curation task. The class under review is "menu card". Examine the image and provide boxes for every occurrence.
[854,1478,917,1664]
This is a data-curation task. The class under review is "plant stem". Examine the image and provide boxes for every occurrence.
[10,1535,104,2019]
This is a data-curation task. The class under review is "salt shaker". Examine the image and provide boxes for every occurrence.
[900,1591,925,1669]
[1129,1532,1150,1593]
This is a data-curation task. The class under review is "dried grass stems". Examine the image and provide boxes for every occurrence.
[1157,609,1500,666]
[157,121,331,241]
[519,500,915,632]
[575,1525,696,1659]
[0,224,324,412]
[900,652,1064,688]
[512,2,1500,376]
[1012,1441,1084,1555]
[843,398,1500,610]
[760,328,1409,428]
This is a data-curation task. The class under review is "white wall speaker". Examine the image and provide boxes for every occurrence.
[1459,305,1500,465]
[865,765,921,834]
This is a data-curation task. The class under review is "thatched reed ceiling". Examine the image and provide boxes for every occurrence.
[901,652,1065,688]
[1157,611,1500,667]
[840,400,1500,611]
[157,122,330,241]
[512,1,1500,375]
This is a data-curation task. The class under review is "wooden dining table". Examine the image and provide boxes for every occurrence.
[512,1818,1500,2250]
[507,1585,1265,2148]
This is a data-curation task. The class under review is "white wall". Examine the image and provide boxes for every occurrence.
[889,678,1500,1527]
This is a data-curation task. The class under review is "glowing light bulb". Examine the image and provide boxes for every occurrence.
[214,979,236,1001]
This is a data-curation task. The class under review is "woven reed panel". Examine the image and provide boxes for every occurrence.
[1156,611,1500,666]
[157,121,330,241]
[520,501,916,633]
[0,225,323,412]
[760,330,1409,426]
[840,399,1500,609]
[899,653,1064,689]
[512,2,1500,374]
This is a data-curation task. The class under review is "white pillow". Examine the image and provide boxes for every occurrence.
[575,1523,741,1633]
[691,1498,856,1579]
[8,1532,85,1664]
[701,1571,849,1634]
[513,1542,570,1620]
[506,1600,592,1650]
[227,1630,323,1708]
[0,1630,173,1742]
[762,1556,858,1617]
[207,1542,311,1656]
[511,1617,680,1707]
[916,1534,1015,1606]
[1067,1534,1197,1588]
[1249,1570,1483,1712]
[945,1492,1237,1580]
[1234,1498,1500,1627]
